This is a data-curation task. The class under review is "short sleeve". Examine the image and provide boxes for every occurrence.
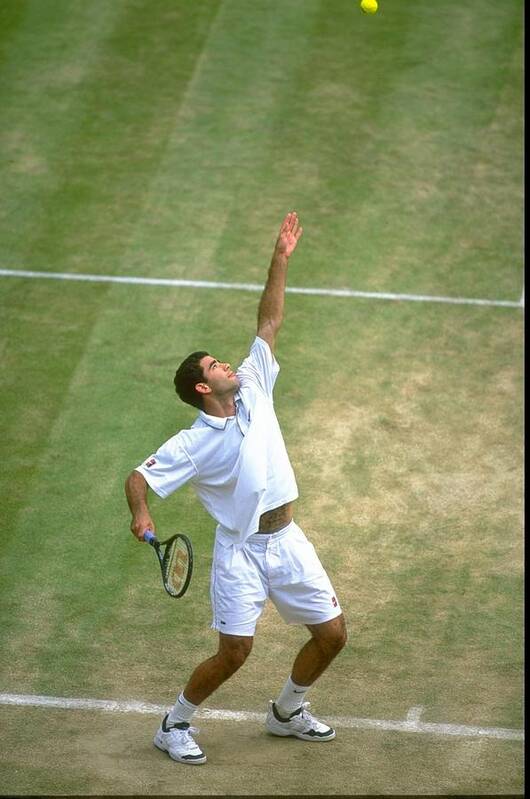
[236,336,280,398]
[135,435,197,499]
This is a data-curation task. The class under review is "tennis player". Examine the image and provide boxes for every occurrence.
[125,212,347,765]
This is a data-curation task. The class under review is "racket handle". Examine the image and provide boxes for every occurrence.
[143,529,157,545]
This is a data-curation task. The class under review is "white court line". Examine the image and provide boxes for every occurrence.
[405,705,425,727]
[0,693,523,741]
[0,268,524,309]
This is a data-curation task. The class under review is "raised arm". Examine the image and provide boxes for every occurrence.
[257,211,303,352]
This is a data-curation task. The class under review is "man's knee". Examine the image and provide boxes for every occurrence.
[326,615,348,655]
[334,615,348,652]
[309,614,347,657]
[217,634,253,675]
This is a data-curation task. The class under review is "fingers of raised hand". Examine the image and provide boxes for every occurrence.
[282,212,302,242]
[277,212,302,255]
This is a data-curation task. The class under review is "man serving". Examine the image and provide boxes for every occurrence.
[125,212,347,765]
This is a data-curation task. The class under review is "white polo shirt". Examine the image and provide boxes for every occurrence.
[135,336,299,549]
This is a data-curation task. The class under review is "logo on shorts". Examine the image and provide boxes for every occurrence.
[145,458,156,468]
[331,596,338,607]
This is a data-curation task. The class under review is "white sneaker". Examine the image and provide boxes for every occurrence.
[265,701,336,741]
[153,714,207,764]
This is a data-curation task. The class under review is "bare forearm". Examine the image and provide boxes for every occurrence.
[257,212,302,350]
[257,249,289,332]
[125,470,148,513]
[125,471,154,539]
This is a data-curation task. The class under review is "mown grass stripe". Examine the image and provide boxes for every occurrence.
[0,268,523,308]
[0,692,523,742]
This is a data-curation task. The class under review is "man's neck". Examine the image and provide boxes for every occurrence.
[202,394,237,418]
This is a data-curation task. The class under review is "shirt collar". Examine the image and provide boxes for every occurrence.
[198,394,243,429]
[198,410,230,429]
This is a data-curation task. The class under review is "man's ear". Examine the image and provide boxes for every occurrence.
[195,382,211,396]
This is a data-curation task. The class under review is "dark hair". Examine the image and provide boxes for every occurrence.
[174,351,209,410]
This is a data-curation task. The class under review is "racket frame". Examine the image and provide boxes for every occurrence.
[143,530,193,598]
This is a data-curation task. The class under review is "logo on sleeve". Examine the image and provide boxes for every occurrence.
[145,458,156,468]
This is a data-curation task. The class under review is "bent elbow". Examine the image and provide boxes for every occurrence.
[125,469,143,494]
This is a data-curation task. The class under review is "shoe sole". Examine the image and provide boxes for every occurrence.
[266,725,336,742]
[153,737,207,765]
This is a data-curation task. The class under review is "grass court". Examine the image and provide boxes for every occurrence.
[0,0,524,794]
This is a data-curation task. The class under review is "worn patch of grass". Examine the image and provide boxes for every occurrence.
[0,283,522,734]
[0,705,523,796]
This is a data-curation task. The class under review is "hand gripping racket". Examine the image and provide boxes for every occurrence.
[143,530,193,598]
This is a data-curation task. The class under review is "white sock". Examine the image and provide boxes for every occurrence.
[167,691,199,725]
[275,675,311,718]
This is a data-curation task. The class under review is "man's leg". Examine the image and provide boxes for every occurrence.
[266,614,347,741]
[167,633,253,725]
[155,633,253,764]
[180,632,254,706]
[274,614,347,715]
[292,614,347,686]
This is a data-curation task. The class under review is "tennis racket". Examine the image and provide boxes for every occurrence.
[143,530,193,598]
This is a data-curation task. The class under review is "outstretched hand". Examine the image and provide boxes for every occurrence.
[275,211,303,258]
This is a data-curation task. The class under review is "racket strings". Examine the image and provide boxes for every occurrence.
[165,540,190,594]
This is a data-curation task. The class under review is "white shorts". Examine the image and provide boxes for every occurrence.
[210,520,342,636]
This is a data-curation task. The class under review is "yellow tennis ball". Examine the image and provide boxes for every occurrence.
[361,0,378,13]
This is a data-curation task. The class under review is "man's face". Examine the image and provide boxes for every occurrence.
[198,355,240,398]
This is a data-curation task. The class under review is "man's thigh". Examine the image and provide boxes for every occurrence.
[269,523,343,626]
[210,540,268,636]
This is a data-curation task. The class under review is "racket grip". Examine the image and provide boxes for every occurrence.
[143,530,157,545]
